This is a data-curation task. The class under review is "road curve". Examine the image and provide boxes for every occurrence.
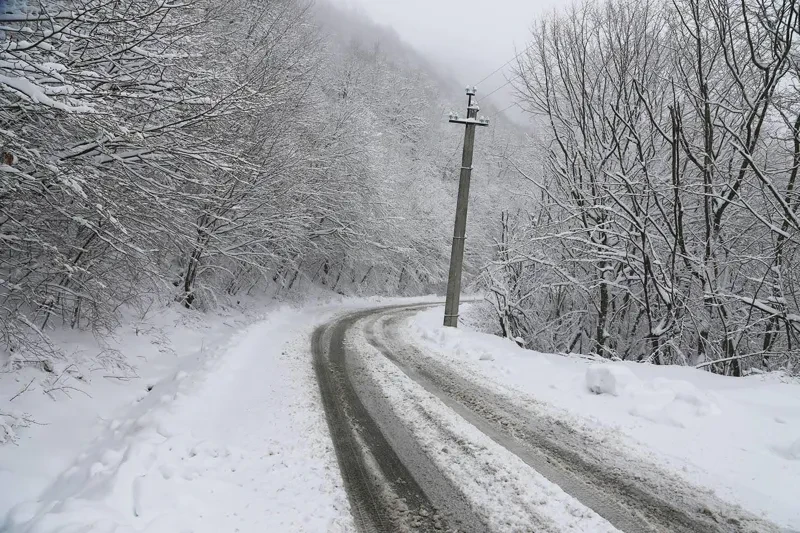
[313,304,782,533]
[312,304,485,532]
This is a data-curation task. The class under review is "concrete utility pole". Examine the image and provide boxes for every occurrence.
[443,87,489,327]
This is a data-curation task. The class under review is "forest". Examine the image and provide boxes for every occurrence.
[0,0,527,367]
[2,0,798,377]
[493,0,800,375]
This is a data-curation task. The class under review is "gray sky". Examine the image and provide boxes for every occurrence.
[329,0,560,112]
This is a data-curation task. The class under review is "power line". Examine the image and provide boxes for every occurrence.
[473,44,533,88]
[497,101,520,115]
[480,75,518,102]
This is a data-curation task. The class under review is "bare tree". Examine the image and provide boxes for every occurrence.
[505,0,800,374]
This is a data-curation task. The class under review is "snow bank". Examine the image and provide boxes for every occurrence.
[585,366,722,428]
[4,305,355,532]
[0,303,252,520]
[408,304,800,530]
[586,365,639,396]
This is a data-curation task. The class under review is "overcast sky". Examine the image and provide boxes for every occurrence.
[328,0,560,111]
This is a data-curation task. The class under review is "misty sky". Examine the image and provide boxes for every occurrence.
[328,0,560,110]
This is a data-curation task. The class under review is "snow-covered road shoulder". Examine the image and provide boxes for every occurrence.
[408,305,800,530]
[3,306,356,533]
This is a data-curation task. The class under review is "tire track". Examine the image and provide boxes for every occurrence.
[311,305,485,533]
[362,307,782,533]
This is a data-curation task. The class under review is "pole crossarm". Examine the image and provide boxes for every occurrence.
[449,117,490,126]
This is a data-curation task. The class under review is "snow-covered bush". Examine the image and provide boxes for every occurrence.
[586,365,640,397]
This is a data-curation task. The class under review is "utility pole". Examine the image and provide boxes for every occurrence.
[443,87,489,327]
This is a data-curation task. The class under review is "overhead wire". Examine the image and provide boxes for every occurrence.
[469,46,530,111]
[467,43,531,119]
[472,43,533,88]
[497,101,520,115]
[481,75,518,102]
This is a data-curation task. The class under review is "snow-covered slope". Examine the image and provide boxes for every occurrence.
[0,297,442,532]
[1,299,395,532]
[1,304,258,519]
[5,304,357,532]
[409,305,800,530]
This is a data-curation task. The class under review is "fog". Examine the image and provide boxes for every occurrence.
[328,0,561,113]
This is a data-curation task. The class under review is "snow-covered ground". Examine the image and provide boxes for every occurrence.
[3,297,444,532]
[349,324,617,533]
[1,303,258,521]
[409,305,800,530]
[6,297,798,532]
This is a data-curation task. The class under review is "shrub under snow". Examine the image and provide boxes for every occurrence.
[586,364,640,396]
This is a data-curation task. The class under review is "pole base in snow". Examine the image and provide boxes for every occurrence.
[443,313,459,328]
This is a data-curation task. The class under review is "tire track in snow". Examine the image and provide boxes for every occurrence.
[312,306,485,533]
[364,306,783,533]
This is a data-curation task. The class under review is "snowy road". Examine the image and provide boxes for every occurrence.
[313,305,483,532]
[314,304,783,533]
